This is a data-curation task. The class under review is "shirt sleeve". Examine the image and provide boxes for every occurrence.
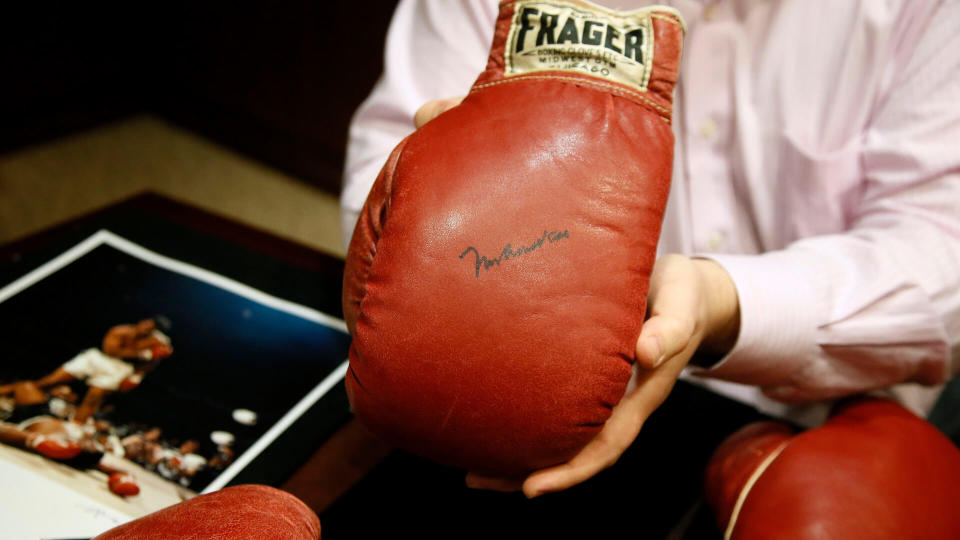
[691,1,960,403]
[339,0,497,246]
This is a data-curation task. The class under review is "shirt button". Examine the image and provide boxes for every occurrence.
[707,230,727,250]
[699,118,718,140]
[702,4,718,21]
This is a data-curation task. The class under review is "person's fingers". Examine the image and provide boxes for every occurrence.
[526,342,696,498]
[521,425,631,498]
[465,472,524,492]
[636,262,701,369]
[414,96,465,128]
[521,368,661,497]
[519,339,696,498]
[636,314,696,369]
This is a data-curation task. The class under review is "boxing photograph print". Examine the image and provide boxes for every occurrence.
[0,230,351,538]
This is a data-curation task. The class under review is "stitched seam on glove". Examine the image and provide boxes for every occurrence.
[355,137,409,328]
[725,440,791,540]
[470,75,672,122]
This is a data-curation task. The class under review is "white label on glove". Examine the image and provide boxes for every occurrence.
[504,0,655,92]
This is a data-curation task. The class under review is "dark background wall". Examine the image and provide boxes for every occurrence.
[0,1,398,195]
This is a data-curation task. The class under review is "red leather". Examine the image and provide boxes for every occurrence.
[705,398,960,539]
[94,485,321,540]
[703,421,794,532]
[344,0,685,475]
[108,472,140,497]
[30,435,83,460]
[151,344,173,359]
[119,374,143,392]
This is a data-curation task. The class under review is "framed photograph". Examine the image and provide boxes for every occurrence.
[0,230,351,537]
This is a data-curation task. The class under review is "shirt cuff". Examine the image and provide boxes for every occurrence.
[688,251,822,387]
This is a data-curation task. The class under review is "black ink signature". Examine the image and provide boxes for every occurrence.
[460,229,570,278]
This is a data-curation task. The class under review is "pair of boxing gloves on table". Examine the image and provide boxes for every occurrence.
[341,1,960,538]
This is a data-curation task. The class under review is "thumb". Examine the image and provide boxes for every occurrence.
[636,314,696,369]
[635,258,701,369]
[414,96,465,128]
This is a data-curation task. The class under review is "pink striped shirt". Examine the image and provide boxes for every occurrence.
[340,0,960,423]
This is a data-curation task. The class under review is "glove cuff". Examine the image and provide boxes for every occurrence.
[473,0,685,121]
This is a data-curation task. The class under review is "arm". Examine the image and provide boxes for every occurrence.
[692,2,960,402]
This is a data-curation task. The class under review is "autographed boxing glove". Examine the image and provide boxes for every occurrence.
[344,0,685,475]
[704,398,960,540]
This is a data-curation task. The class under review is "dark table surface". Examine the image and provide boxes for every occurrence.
[1,192,776,538]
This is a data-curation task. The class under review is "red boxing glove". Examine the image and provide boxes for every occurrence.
[107,472,140,497]
[705,398,960,540]
[150,343,173,360]
[344,0,685,475]
[29,434,83,460]
[119,374,142,392]
[93,485,321,540]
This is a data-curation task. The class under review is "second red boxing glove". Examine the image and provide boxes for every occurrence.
[705,398,960,540]
[344,0,685,475]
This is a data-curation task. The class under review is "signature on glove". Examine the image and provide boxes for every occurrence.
[459,229,570,278]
